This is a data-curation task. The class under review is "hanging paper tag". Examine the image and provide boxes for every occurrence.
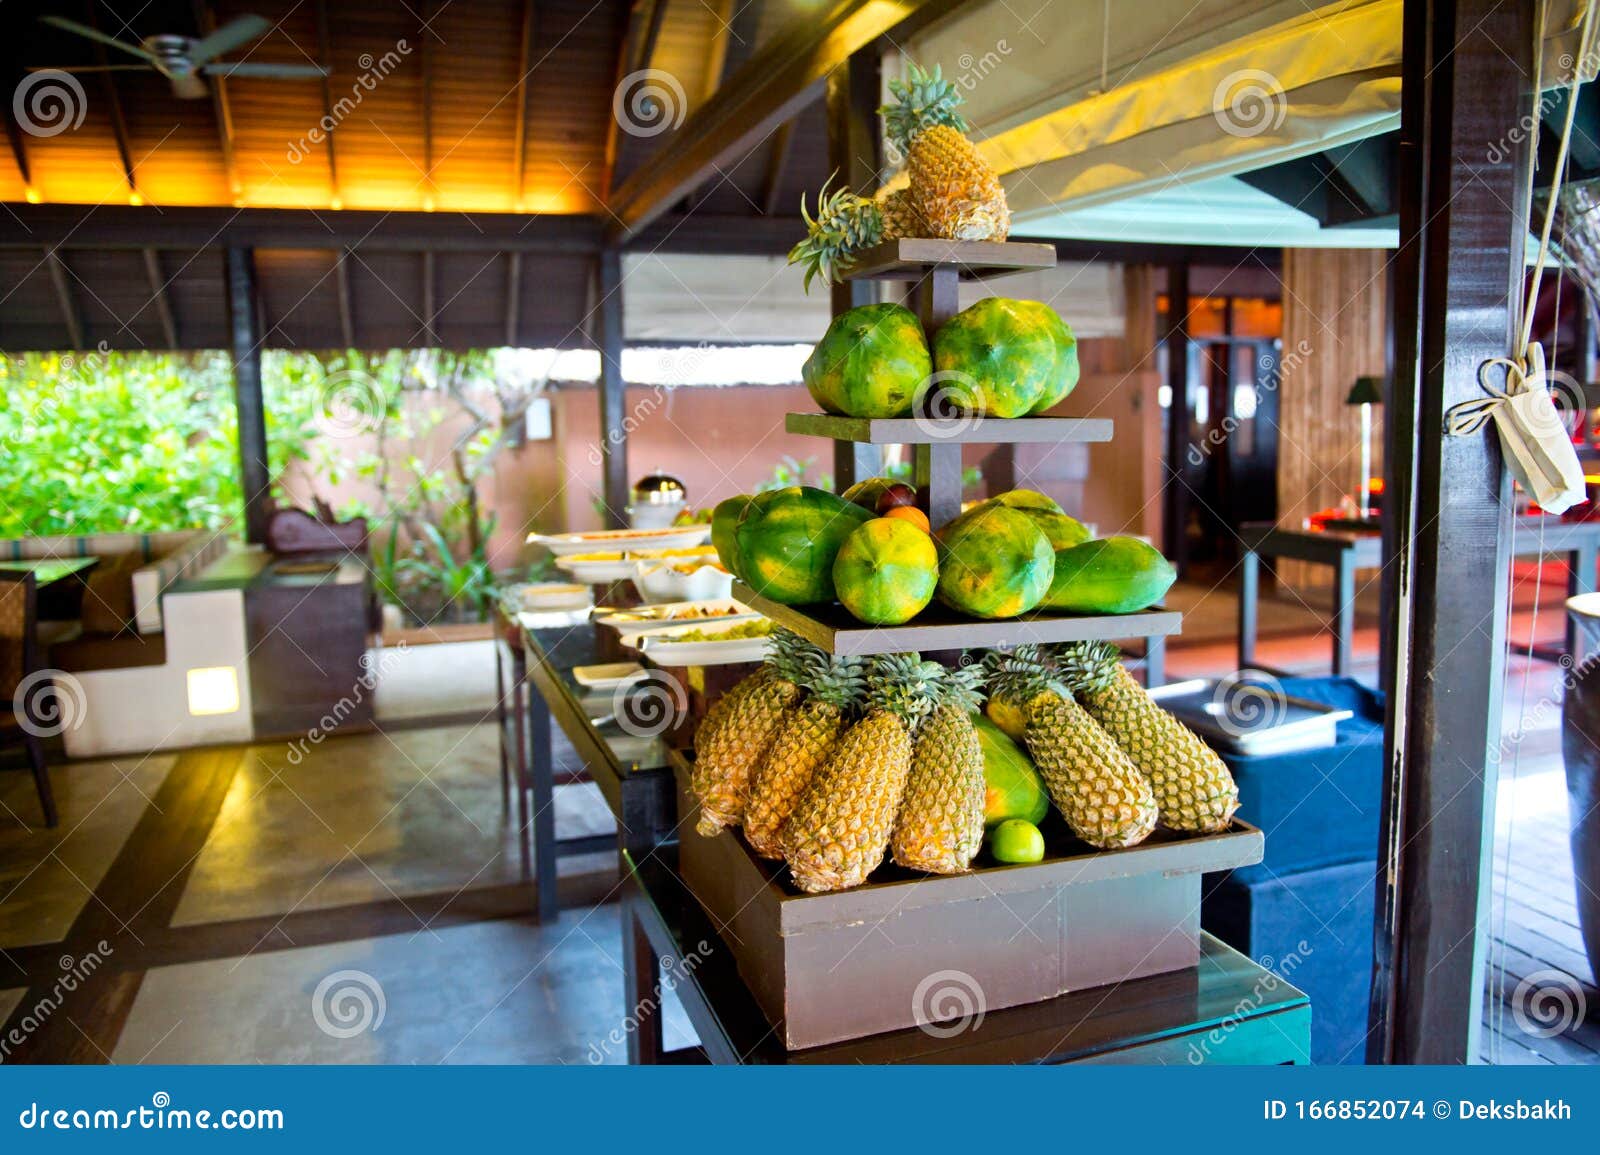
[1487,345,1587,514]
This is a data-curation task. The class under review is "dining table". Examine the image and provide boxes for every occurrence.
[0,556,99,619]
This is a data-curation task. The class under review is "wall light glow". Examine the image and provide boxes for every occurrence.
[187,666,241,716]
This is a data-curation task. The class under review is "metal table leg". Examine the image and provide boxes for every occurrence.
[1333,554,1356,676]
[1144,635,1166,687]
[494,642,510,811]
[623,893,664,1065]
[1238,548,1259,671]
[527,683,559,920]
[1568,543,1597,661]
[512,658,532,884]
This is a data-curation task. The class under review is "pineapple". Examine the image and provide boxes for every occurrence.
[787,175,883,292]
[881,61,1009,242]
[743,645,865,859]
[690,632,803,836]
[782,654,939,893]
[984,646,1156,850]
[891,661,987,875]
[876,186,924,241]
[1059,642,1240,833]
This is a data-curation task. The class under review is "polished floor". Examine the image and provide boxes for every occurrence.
[2,575,1596,1064]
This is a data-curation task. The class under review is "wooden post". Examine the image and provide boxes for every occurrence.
[1162,262,1190,572]
[598,247,629,529]
[1368,0,1534,1065]
[224,247,271,545]
[827,50,882,490]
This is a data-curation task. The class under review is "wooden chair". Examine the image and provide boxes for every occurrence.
[0,572,59,827]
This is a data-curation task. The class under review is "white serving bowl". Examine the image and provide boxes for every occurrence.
[632,560,733,604]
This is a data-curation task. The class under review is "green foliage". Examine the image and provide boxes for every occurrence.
[755,454,834,493]
[881,457,983,493]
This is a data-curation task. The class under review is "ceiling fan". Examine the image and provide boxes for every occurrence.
[33,13,327,100]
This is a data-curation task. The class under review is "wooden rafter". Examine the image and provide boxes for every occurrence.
[314,0,340,205]
[760,120,794,215]
[193,1,240,200]
[4,120,32,191]
[702,0,736,104]
[511,0,538,210]
[608,0,964,239]
[88,5,139,201]
[142,248,179,348]
[601,0,668,202]
[421,251,437,343]
[44,248,85,351]
[420,1,436,206]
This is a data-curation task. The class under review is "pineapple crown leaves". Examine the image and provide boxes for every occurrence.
[865,653,944,732]
[934,659,987,715]
[981,644,1067,704]
[1052,641,1122,696]
[764,627,810,684]
[797,647,869,713]
[786,172,884,294]
[880,60,970,157]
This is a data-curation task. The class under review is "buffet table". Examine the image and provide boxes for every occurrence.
[621,845,1310,1064]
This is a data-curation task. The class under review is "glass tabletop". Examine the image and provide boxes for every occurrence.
[0,556,98,586]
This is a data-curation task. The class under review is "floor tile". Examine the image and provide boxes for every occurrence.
[0,755,175,949]
[112,909,694,1064]
[171,725,615,926]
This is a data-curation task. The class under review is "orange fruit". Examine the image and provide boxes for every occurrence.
[882,505,931,534]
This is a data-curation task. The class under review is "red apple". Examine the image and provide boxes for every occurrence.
[874,483,918,515]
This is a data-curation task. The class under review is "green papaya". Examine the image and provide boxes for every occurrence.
[974,715,1050,827]
[1043,536,1177,614]
[802,303,931,419]
[711,495,755,579]
[933,299,1076,418]
[734,487,874,604]
[935,505,1054,619]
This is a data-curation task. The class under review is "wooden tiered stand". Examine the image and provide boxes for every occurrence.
[681,240,1262,1051]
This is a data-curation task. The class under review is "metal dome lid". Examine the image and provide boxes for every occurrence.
[632,470,686,504]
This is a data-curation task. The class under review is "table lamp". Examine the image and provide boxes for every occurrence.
[1346,376,1385,516]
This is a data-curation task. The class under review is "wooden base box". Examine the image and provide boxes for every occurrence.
[672,754,1264,1049]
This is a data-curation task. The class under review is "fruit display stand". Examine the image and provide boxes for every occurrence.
[674,750,1264,1049]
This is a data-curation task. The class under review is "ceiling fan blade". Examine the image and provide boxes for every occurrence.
[169,72,210,100]
[39,15,159,63]
[188,13,271,65]
[202,61,328,79]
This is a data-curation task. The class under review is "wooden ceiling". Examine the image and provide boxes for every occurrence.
[0,0,830,351]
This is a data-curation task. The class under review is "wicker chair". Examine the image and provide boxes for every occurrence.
[0,572,59,827]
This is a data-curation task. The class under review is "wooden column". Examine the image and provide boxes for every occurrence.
[598,247,629,529]
[827,50,882,489]
[1162,262,1190,572]
[1368,0,1534,1065]
[224,247,271,544]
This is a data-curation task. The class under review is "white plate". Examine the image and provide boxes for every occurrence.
[529,526,711,557]
[555,556,638,583]
[571,662,648,691]
[600,600,761,642]
[513,581,593,611]
[633,560,733,603]
[635,620,774,666]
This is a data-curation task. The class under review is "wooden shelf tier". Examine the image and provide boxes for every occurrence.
[841,238,1057,282]
[734,581,1181,656]
[786,412,1113,446]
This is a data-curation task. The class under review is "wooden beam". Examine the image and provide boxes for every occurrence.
[1161,261,1189,572]
[44,248,85,350]
[702,0,736,104]
[224,247,271,544]
[505,251,523,345]
[142,247,179,349]
[420,1,436,207]
[88,7,138,202]
[0,205,604,252]
[314,0,340,205]
[760,120,795,216]
[4,120,32,190]
[193,1,240,200]
[511,0,538,209]
[597,248,628,528]
[1368,0,1535,1065]
[602,0,669,203]
[606,0,965,240]
[335,247,355,348]
[421,251,437,343]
